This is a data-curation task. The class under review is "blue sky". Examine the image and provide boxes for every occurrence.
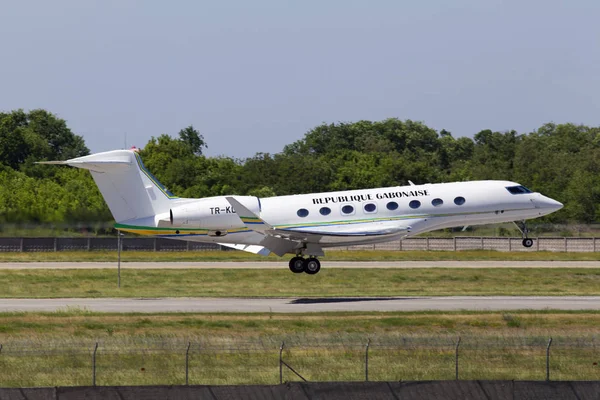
[2,0,599,158]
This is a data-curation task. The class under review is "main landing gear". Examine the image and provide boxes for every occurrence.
[514,221,534,248]
[288,256,321,275]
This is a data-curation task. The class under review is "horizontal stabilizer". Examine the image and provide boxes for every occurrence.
[36,160,130,166]
[35,161,71,165]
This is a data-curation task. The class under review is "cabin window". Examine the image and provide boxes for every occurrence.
[386,201,399,211]
[364,203,377,213]
[506,186,532,195]
[319,207,331,216]
[297,208,309,218]
[454,196,466,206]
[409,200,421,209]
[341,205,355,215]
[432,198,443,207]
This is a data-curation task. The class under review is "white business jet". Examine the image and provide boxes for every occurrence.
[40,149,563,274]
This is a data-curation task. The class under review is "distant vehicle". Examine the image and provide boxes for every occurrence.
[40,149,562,274]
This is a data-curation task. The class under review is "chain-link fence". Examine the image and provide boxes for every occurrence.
[1,236,600,252]
[1,336,598,387]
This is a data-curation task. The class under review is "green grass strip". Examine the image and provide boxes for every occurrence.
[1,268,599,298]
[2,250,600,262]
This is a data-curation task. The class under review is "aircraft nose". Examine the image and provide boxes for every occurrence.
[537,195,563,211]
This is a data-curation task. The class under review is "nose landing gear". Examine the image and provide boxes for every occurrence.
[514,221,534,248]
[288,256,321,274]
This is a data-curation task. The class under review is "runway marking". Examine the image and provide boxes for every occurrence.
[1,296,599,313]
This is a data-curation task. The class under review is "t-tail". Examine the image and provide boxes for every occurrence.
[38,149,176,223]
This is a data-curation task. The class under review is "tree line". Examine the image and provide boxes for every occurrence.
[1,109,599,225]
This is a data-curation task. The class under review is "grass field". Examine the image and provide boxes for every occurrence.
[1,310,599,386]
[2,251,599,386]
[2,250,600,262]
[1,268,600,298]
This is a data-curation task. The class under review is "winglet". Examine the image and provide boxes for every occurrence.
[225,197,273,233]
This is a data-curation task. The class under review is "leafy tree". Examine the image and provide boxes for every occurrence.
[0,109,88,171]
[2,109,600,225]
[247,186,277,198]
[470,129,520,180]
[178,125,207,156]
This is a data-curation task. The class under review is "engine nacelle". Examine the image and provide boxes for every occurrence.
[169,196,261,229]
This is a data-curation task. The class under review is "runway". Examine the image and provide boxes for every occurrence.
[2,261,597,313]
[1,296,599,313]
[2,261,600,269]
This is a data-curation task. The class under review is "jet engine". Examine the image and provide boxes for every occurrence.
[168,196,261,229]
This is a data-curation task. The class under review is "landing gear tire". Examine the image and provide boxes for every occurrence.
[514,221,534,248]
[304,258,321,275]
[289,257,305,273]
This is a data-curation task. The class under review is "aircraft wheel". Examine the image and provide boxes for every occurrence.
[304,258,321,275]
[522,238,534,248]
[289,257,305,273]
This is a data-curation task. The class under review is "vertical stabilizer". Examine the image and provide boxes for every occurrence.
[44,150,176,222]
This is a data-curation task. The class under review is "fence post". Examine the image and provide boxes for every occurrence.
[564,237,567,252]
[399,240,402,251]
[546,337,552,381]
[53,237,58,252]
[92,342,99,386]
[455,337,461,380]
[279,342,285,384]
[365,338,371,381]
[0,343,3,354]
[185,342,191,385]
[19,237,24,252]
[117,231,122,289]
[594,237,597,252]
[154,237,158,252]
[480,237,484,250]
[508,237,512,252]
[453,237,457,251]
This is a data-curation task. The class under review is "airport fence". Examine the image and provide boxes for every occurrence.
[0,236,599,252]
[0,336,599,387]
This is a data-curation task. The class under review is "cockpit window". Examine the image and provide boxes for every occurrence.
[506,185,532,195]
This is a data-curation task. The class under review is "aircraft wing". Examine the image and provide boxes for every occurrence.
[225,197,301,256]
[225,197,273,234]
[280,221,411,237]
[218,243,272,256]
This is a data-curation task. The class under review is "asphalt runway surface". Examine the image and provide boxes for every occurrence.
[1,296,599,313]
[2,261,600,269]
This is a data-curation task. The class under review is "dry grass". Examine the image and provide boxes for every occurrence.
[2,311,600,337]
[1,311,599,386]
